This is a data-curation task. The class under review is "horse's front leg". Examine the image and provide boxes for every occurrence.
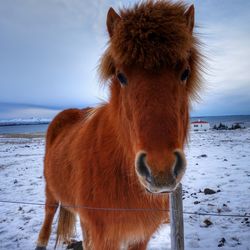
[85,222,120,250]
[90,232,120,250]
[66,220,92,250]
[81,221,93,250]
[128,238,150,250]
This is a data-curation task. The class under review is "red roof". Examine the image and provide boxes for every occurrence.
[191,120,209,124]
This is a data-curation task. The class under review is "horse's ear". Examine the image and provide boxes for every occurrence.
[107,7,121,37]
[185,5,195,33]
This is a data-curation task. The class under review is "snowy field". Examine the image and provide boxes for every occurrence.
[0,129,249,249]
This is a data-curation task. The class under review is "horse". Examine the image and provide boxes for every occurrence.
[36,1,202,249]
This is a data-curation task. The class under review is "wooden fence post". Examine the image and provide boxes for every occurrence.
[170,183,184,250]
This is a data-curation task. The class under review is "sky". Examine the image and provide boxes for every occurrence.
[0,0,249,119]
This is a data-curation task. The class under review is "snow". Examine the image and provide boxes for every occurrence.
[183,129,250,250]
[0,129,250,249]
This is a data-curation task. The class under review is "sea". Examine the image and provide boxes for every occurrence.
[0,124,49,134]
[0,115,250,134]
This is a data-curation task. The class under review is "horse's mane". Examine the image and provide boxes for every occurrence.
[99,0,203,98]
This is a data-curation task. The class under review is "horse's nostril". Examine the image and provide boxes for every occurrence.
[173,150,186,178]
[136,153,152,183]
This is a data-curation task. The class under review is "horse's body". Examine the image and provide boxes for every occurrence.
[36,1,202,249]
[43,107,167,249]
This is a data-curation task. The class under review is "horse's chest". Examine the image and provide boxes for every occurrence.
[102,208,166,241]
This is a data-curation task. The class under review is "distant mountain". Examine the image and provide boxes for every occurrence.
[0,117,52,126]
[0,102,92,121]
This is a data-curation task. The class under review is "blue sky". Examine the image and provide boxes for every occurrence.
[0,0,249,119]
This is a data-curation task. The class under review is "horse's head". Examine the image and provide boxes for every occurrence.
[100,1,202,194]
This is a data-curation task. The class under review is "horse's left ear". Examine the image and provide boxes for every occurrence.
[107,7,121,37]
[185,5,195,33]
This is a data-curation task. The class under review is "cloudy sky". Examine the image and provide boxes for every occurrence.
[0,0,249,119]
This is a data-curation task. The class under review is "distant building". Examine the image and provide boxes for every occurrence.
[191,120,210,131]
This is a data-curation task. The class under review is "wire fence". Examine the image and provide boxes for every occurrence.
[0,199,249,218]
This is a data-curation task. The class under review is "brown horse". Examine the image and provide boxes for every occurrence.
[36,1,202,249]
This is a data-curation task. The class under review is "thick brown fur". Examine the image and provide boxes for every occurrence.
[36,1,203,250]
[99,0,202,99]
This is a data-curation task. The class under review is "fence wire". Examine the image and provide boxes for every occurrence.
[0,200,249,218]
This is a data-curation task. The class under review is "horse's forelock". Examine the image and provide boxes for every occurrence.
[98,0,203,100]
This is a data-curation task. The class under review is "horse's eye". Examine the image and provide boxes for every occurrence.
[181,68,190,82]
[117,72,128,86]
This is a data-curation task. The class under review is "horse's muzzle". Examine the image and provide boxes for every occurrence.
[135,149,186,193]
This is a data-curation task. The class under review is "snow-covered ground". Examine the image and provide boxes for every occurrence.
[0,129,249,249]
